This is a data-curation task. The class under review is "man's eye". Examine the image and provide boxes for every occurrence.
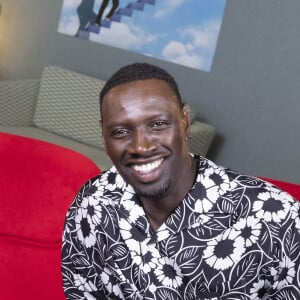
[151,120,171,131]
[110,128,130,138]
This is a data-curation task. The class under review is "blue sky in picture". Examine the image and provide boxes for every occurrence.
[58,0,227,72]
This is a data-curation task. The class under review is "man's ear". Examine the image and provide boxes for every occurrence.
[182,104,191,140]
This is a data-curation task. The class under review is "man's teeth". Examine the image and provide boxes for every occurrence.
[133,159,163,173]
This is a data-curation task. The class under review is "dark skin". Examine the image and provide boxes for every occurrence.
[101,79,197,231]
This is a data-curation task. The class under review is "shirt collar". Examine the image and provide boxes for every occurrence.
[113,156,233,243]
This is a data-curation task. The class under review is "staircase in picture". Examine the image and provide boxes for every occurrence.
[77,0,156,39]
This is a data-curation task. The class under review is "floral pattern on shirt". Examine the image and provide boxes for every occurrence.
[62,156,300,300]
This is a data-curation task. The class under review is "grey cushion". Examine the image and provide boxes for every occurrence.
[1,65,216,168]
[188,121,215,156]
[0,80,40,126]
[33,66,105,149]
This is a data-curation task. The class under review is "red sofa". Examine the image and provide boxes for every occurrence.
[1,133,299,300]
[0,133,100,300]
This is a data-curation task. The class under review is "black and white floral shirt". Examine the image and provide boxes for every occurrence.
[62,156,300,300]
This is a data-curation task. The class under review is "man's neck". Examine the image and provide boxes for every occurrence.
[140,157,198,231]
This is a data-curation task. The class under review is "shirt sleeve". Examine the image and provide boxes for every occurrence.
[61,185,108,300]
[268,196,300,298]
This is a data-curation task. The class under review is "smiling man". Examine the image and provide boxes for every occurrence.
[100,75,196,231]
[62,62,300,300]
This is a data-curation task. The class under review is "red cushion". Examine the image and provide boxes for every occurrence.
[260,177,300,201]
[0,132,101,300]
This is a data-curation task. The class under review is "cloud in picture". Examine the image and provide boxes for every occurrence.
[58,0,227,72]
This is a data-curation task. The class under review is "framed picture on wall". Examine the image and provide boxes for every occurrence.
[58,0,227,72]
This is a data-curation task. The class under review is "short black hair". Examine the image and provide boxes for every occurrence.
[99,62,183,109]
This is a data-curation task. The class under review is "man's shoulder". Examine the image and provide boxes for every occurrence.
[72,166,127,207]
[197,156,297,209]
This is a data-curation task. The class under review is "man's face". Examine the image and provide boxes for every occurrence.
[101,79,191,200]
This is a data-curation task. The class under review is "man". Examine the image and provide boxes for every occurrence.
[62,62,300,299]
[95,0,119,25]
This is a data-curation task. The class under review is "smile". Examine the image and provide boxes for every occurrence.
[132,159,163,174]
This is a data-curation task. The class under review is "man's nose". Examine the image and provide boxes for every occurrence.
[128,129,156,155]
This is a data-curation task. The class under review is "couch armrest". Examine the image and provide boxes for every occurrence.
[189,121,216,157]
[0,79,40,126]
